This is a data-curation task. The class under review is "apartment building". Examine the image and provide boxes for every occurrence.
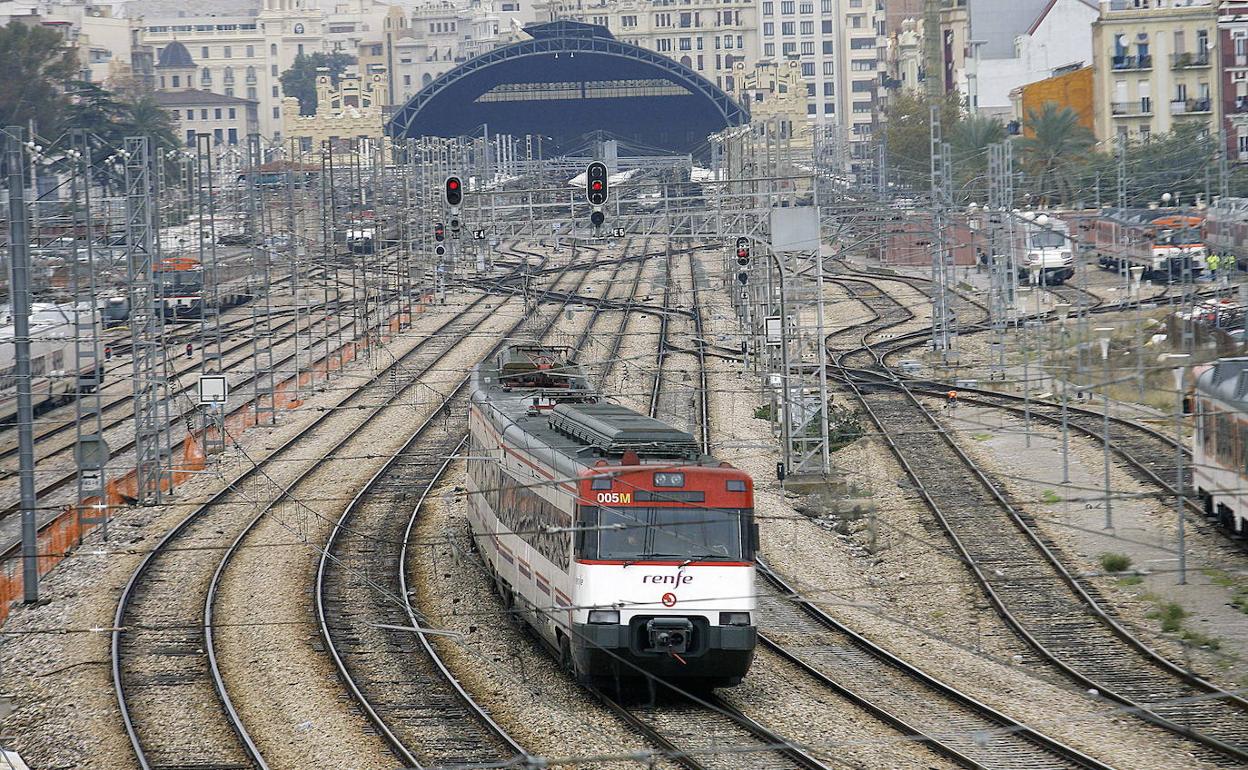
[1218,0,1248,161]
[1091,0,1220,143]
[535,0,760,94]
[152,40,261,146]
[754,0,884,159]
[131,0,330,139]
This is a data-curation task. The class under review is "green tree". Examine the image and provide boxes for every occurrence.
[0,21,79,134]
[1122,123,1215,205]
[1016,103,1095,205]
[123,93,179,151]
[280,52,356,116]
[950,114,1005,203]
[882,90,963,192]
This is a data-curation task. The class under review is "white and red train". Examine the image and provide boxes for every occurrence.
[467,345,758,689]
[1192,357,1248,535]
[1091,208,1208,281]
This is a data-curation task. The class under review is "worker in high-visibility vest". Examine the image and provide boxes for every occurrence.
[1207,253,1221,275]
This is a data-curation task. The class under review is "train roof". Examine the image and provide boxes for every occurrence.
[1195,358,1248,410]
[472,345,708,469]
[1098,208,1204,226]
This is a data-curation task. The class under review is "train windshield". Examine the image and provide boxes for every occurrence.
[583,506,748,560]
[1156,229,1202,246]
[1029,230,1066,249]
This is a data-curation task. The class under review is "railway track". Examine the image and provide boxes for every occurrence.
[755,560,1111,770]
[111,290,505,770]
[821,275,1248,764]
[311,247,597,767]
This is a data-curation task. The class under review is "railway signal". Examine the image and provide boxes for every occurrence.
[586,161,607,229]
[445,176,462,207]
[736,237,750,266]
[434,222,446,257]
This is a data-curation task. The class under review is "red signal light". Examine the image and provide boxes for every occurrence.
[448,179,459,190]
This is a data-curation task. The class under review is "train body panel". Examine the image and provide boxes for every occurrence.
[0,302,103,422]
[467,345,757,688]
[1208,197,1248,270]
[1092,208,1207,281]
[1015,214,1075,284]
[1192,358,1248,535]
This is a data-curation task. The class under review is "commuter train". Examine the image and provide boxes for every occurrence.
[1192,358,1248,536]
[0,302,103,422]
[1207,197,1248,271]
[1091,208,1207,281]
[467,345,758,689]
[1014,213,1075,285]
[103,255,255,325]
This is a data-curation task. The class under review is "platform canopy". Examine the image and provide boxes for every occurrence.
[386,21,749,156]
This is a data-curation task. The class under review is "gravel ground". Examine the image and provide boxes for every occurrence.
[694,253,1227,769]
[0,292,450,768]
[946,403,1248,691]
[211,291,519,770]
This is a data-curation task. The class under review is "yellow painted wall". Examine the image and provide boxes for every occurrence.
[1020,66,1094,137]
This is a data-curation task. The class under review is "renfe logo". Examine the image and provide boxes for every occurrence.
[596,492,631,504]
[643,574,693,585]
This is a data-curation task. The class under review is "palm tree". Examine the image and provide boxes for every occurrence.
[1017,103,1095,205]
[124,93,180,152]
[951,114,1005,202]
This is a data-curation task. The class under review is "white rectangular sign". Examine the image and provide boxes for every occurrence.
[197,375,229,404]
[765,316,782,345]
[769,206,820,252]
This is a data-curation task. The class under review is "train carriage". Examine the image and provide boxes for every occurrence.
[467,345,758,689]
[0,302,104,422]
[1092,208,1207,281]
[1208,198,1248,271]
[1192,358,1248,535]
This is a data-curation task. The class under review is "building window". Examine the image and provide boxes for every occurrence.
[228,107,236,118]
[800,20,813,35]
[824,102,835,114]
[799,0,812,12]
[186,130,195,146]
[201,46,209,59]
[271,64,278,76]
[404,74,411,85]
[782,41,796,55]
[622,15,637,27]
[271,43,277,56]
[201,68,212,85]
[223,45,231,58]
[186,109,194,120]
[823,82,833,96]
[801,41,814,55]
[214,108,222,119]
[171,75,181,88]
[679,37,691,50]
[273,106,280,118]
[201,108,208,120]
[822,20,832,33]
[807,83,815,97]
[823,40,834,55]
[823,61,834,75]
[764,42,775,56]
[213,128,223,143]
[228,128,238,144]
[802,62,814,76]
[781,1,794,14]
[763,22,774,35]
[272,85,279,97]
[247,86,257,100]
[225,87,234,96]
[246,45,255,57]
[808,104,816,114]
[762,1,773,15]
[782,21,794,35]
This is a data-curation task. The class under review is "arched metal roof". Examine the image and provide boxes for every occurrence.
[387,21,749,155]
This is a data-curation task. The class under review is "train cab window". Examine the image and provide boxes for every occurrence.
[584,506,747,561]
[726,479,747,492]
[591,476,612,490]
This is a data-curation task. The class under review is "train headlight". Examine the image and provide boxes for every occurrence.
[719,612,751,626]
[653,472,685,487]
[588,609,620,625]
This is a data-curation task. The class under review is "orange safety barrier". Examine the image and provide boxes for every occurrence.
[0,299,425,624]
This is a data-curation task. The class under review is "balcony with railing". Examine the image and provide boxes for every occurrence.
[1112,54,1152,70]
[1112,99,1152,116]
[1170,98,1212,114]
[1171,52,1210,68]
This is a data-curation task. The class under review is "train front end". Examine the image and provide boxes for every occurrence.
[569,464,758,689]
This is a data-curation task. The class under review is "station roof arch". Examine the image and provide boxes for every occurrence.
[386,21,749,155]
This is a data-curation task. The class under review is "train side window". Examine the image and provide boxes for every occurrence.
[52,351,64,372]
[31,357,45,377]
